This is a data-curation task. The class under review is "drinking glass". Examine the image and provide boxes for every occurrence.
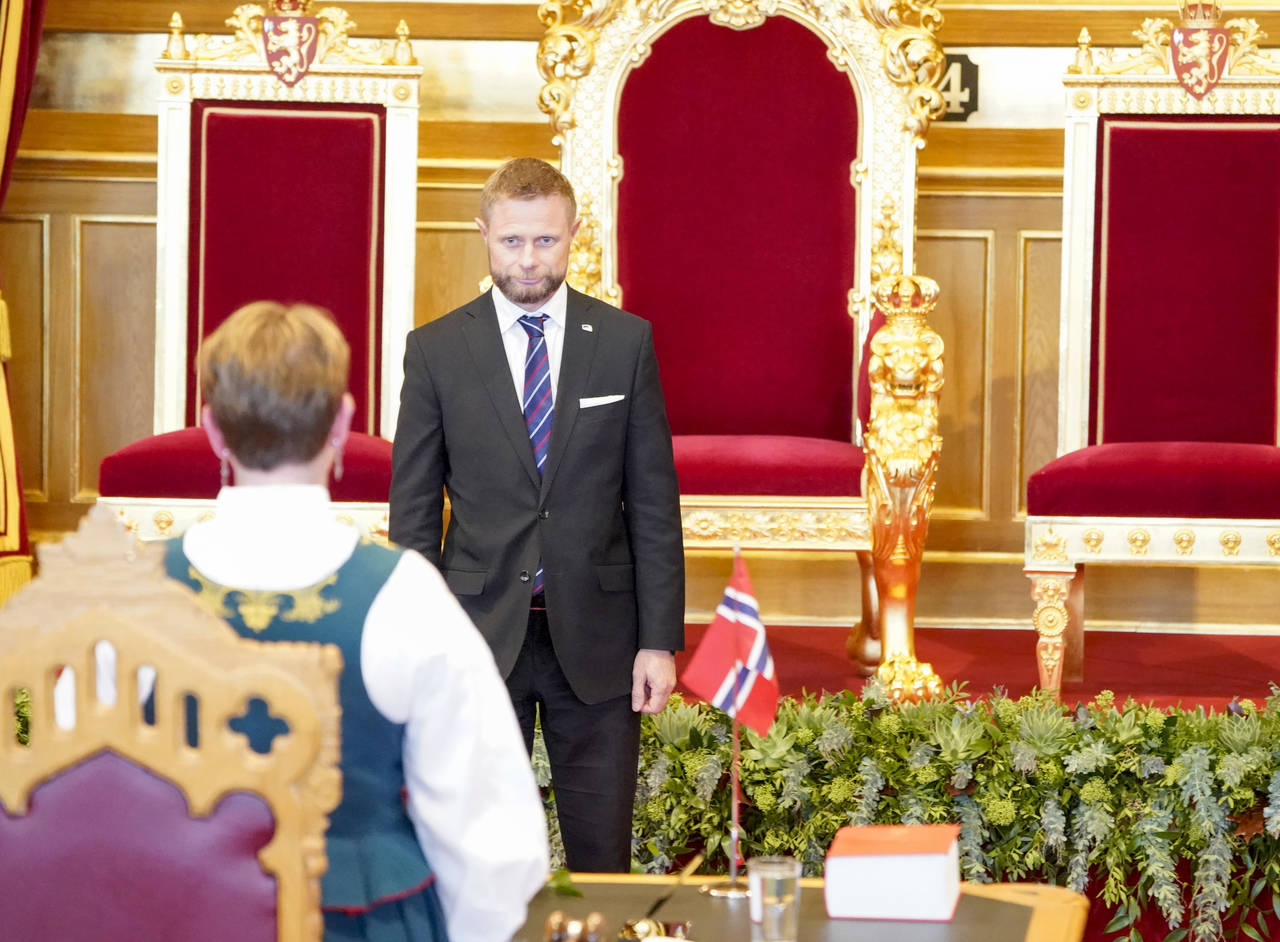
[747,855,801,942]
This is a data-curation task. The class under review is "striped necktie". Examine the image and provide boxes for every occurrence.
[519,313,551,595]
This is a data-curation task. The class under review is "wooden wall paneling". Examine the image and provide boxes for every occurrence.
[1017,231,1062,518]
[414,223,490,328]
[915,229,993,521]
[0,215,50,501]
[74,215,155,501]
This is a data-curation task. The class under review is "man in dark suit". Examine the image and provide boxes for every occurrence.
[389,158,685,872]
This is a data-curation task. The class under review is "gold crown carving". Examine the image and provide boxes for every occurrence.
[1179,2,1223,28]
[873,273,940,319]
[271,0,312,14]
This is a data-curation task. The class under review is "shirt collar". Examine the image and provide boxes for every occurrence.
[491,280,568,334]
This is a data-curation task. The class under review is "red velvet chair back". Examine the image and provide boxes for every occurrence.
[189,101,386,434]
[0,752,277,941]
[1090,117,1280,446]
[616,15,860,441]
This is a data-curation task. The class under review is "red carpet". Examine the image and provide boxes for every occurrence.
[676,624,1280,711]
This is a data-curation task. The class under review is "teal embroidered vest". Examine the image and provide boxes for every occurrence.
[164,538,436,912]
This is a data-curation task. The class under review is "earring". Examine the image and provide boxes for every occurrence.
[331,440,344,482]
[219,450,231,488]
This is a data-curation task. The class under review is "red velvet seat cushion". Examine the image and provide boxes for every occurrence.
[0,751,276,941]
[98,427,392,502]
[1027,442,1280,518]
[673,434,863,497]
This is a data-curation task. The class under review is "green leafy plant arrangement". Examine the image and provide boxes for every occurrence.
[619,683,1280,942]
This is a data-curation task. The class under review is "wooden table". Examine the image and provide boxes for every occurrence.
[517,874,1088,942]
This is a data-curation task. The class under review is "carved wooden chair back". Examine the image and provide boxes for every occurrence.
[0,504,342,940]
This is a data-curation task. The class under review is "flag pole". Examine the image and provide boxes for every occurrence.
[701,549,750,899]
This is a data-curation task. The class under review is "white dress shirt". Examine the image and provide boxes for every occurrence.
[69,486,549,942]
[493,281,568,403]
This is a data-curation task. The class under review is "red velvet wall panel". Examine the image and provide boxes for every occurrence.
[0,750,276,940]
[1094,118,1280,445]
[617,15,859,440]
[189,101,385,432]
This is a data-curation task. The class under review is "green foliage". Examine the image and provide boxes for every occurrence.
[621,687,1280,942]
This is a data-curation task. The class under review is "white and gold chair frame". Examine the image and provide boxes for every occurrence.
[153,4,423,439]
[538,0,949,697]
[0,504,342,941]
[1025,8,1280,695]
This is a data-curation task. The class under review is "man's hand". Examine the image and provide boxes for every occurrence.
[631,648,676,713]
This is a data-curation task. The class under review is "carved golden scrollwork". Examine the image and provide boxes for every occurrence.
[1173,528,1195,555]
[869,197,904,290]
[858,0,946,142]
[1268,533,1280,556]
[1221,530,1242,556]
[681,507,869,547]
[702,0,779,30]
[176,1,414,66]
[1032,527,1068,564]
[536,0,617,137]
[1030,573,1071,694]
[1067,8,1280,80]
[567,196,621,305]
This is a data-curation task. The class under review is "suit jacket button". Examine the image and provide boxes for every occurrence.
[538,509,550,519]
[519,570,531,582]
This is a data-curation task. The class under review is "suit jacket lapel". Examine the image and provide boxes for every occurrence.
[460,293,542,489]
[541,288,597,497]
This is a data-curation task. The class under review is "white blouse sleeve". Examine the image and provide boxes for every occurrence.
[360,549,549,942]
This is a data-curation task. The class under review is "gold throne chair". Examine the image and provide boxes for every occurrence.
[96,1,422,541]
[1024,2,1280,697]
[538,0,949,697]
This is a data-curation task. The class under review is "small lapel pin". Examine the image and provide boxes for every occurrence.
[581,324,594,332]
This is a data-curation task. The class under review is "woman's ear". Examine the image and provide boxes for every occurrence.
[328,392,356,448]
[201,404,230,459]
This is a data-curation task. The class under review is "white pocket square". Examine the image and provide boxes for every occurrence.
[579,394,625,409]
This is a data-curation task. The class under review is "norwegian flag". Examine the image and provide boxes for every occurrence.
[681,554,779,736]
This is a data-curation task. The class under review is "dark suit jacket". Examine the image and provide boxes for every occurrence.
[389,287,685,704]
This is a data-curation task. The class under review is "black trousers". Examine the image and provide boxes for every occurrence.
[506,607,640,873]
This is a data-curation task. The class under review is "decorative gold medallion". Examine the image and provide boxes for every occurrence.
[1220,530,1242,556]
[1127,529,1151,555]
[1173,529,1195,555]
[1082,529,1104,553]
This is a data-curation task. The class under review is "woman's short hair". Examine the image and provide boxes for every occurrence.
[198,301,350,470]
[479,157,577,222]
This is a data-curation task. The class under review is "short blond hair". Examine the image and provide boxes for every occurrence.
[479,157,577,222]
[198,301,349,470]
